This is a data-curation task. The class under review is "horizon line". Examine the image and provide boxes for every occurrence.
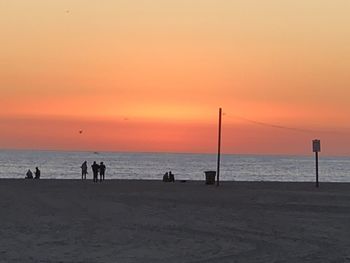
[1,147,349,158]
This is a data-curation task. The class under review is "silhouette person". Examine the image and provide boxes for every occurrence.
[99,162,106,182]
[169,171,175,182]
[163,172,169,182]
[34,167,41,179]
[91,161,99,183]
[26,169,33,179]
[81,161,88,180]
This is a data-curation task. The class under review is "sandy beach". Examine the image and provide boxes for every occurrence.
[0,179,349,262]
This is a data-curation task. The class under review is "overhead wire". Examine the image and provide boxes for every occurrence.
[223,113,347,135]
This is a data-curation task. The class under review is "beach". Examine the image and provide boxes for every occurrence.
[0,179,349,262]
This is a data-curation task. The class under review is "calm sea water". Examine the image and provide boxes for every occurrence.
[0,150,350,182]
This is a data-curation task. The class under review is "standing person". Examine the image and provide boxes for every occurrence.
[91,161,99,183]
[34,167,41,179]
[99,162,106,182]
[169,171,175,182]
[81,161,88,180]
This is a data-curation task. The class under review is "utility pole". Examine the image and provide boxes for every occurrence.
[312,139,321,188]
[217,108,222,186]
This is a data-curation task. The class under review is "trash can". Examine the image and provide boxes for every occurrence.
[204,171,216,185]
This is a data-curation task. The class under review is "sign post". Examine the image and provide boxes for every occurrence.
[312,139,321,188]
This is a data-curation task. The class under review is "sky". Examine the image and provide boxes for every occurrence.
[1,0,350,155]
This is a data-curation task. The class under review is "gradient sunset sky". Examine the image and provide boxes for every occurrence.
[1,0,350,155]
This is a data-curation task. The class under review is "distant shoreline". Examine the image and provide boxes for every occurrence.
[1,178,350,186]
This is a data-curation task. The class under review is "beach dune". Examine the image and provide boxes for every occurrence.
[0,179,349,262]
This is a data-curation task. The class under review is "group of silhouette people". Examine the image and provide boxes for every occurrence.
[25,167,41,179]
[24,163,178,182]
[163,171,175,182]
[81,161,106,182]
[22,162,180,183]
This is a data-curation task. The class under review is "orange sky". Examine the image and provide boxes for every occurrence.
[1,0,350,155]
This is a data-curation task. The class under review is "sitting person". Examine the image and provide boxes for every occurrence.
[34,167,41,179]
[169,171,175,182]
[25,169,33,179]
[163,172,169,182]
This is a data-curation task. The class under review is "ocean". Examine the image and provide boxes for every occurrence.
[0,150,349,182]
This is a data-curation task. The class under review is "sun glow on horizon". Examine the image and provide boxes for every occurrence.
[1,0,350,155]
